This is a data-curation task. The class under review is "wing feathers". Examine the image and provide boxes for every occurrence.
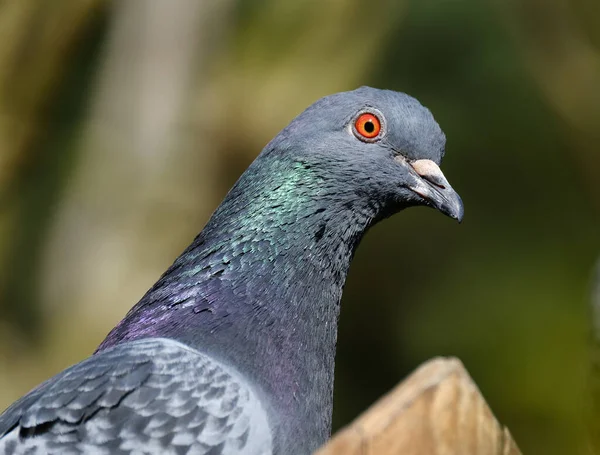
[0,338,272,454]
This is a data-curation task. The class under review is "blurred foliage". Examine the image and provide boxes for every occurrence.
[0,1,598,454]
[0,0,106,337]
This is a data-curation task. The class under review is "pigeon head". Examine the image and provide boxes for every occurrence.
[266,86,463,222]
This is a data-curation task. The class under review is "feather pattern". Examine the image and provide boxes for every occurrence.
[0,338,272,455]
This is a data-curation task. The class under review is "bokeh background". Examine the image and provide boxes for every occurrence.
[0,1,599,453]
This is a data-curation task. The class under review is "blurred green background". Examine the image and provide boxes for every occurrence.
[0,0,598,453]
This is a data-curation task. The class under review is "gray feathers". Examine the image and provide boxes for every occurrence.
[0,338,272,455]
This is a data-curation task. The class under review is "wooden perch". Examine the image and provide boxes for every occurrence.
[316,357,521,455]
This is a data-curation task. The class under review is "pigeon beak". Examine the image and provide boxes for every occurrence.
[402,158,464,223]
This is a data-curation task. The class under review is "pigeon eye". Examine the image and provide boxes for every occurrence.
[353,112,382,141]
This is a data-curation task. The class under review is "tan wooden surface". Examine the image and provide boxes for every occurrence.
[316,357,521,455]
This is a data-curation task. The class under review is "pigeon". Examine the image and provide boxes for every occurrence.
[0,86,463,454]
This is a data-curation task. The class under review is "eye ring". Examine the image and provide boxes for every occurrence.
[352,110,385,142]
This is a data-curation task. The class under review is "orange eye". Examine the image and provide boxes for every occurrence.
[354,113,381,140]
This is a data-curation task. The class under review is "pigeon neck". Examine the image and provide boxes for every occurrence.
[98,153,381,439]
